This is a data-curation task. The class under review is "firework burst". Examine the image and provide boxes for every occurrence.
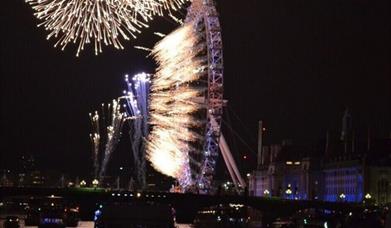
[89,99,131,180]
[26,0,187,56]
[89,111,101,178]
[147,22,208,189]
[121,72,151,190]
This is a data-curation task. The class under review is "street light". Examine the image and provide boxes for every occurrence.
[285,184,292,195]
[80,180,86,187]
[339,193,346,200]
[365,193,372,199]
[263,189,270,196]
[92,179,99,187]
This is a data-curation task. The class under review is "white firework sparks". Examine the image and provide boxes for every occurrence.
[147,22,207,189]
[121,72,151,190]
[89,99,130,179]
[99,99,130,179]
[89,111,101,178]
[25,0,187,56]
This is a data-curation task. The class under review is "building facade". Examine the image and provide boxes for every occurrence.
[249,143,322,200]
[249,113,391,203]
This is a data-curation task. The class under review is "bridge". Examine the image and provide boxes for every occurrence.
[1,187,363,223]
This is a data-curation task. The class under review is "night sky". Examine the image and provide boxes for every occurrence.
[1,0,390,176]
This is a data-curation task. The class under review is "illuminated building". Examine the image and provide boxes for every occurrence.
[249,138,322,200]
[323,137,391,203]
[322,109,391,203]
[249,112,391,204]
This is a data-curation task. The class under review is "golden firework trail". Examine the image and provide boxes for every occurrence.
[147,22,208,188]
[25,0,187,56]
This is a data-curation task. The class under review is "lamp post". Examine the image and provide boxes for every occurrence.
[339,193,346,202]
[263,189,270,197]
[246,173,251,196]
[80,180,86,187]
[285,184,292,199]
[92,179,99,188]
[117,166,124,190]
[365,193,371,199]
[364,193,373,205]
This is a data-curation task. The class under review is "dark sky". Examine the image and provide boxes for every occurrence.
[1,0,390,175]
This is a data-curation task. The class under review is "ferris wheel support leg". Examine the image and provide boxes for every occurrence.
[219,134,247,188]
[219,136,240,189]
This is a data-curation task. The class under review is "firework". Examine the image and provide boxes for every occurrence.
[89,99,130,180]
[89,111,101,178]
[121,72,151,190]
[147,22,208,189]
[88,73,150,184]
[25,0,188,56]
[99,99,130,179]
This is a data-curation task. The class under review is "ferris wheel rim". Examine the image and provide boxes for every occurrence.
[185,0,224,191]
